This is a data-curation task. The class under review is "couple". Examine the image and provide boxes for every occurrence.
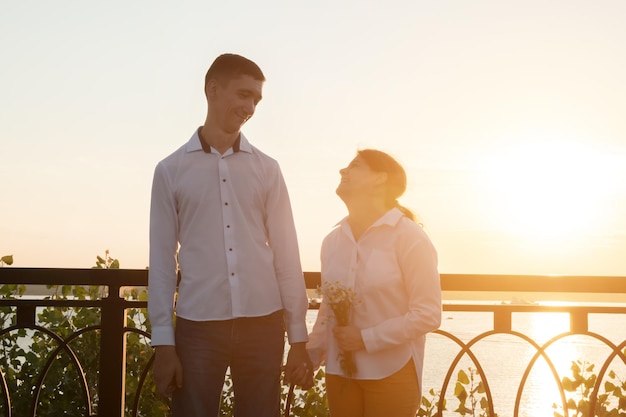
[148,53,442,417]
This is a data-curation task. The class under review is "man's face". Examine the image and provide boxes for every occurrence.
[210,74,263,134]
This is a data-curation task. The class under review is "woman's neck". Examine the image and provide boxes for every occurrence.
[346,202,388,241]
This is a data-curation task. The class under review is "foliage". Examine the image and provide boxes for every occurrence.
[218,367,330,417]
[417,388,446,417]
[0,276,103,415]
[0,255,13,267]
[552,357,626,417]
[2,253,625,416]
[0,251,168,416]
[285,368,330,417]
[93,249,120,269]
[452,367,497,417]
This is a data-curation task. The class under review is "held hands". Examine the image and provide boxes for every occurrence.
[332,325,365,352]
[152,345,183,397]
[284,342,314,390]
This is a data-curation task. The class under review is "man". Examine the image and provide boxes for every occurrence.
[148,53,312,417]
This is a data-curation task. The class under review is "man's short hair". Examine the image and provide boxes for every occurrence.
[205,53,266,92]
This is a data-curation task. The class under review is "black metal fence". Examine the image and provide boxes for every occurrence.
[0,268,625,417]
[0,268,148,417]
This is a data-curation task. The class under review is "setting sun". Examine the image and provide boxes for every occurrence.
[481,134,620,246]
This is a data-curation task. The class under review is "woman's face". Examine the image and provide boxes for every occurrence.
[336,155,381,201]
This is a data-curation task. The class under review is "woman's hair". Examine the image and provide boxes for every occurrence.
[204,53,265,92]
[357,149,417,222]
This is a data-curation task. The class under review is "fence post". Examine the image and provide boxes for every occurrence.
[97,283,127,417]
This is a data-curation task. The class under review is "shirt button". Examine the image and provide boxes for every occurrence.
[222,179,226,182]
[226,225,230,228]
[225,202,228,206]
[229,248,233,251]
[231,272,235,276]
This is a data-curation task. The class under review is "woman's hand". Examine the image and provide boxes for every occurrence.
[332,325,365,352]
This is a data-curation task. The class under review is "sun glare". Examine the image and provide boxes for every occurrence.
[481,135,619,245]
[522,312,584,417]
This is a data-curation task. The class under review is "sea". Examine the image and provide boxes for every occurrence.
[305,307,626,417]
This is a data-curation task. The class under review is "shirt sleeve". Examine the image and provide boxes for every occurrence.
[306,238,330,367]
[361,227,442,352]
[148,162,180,346]
[264,162,309,344]
[306,297,330,368]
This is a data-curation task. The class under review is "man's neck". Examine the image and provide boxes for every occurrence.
[199,124,240,154]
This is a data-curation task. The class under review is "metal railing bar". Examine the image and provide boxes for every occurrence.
[0,369,10,417]
[513,331,570,417]
[30,325,97,417]
[1,269,625,417]
[443,304,626,314]
[0,300,146,308]
[588,340,626,414]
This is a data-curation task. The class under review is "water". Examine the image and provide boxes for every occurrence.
[305,309,626,417]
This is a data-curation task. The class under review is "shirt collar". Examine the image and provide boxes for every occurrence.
[336,207,405,230]
[185,127,253,154]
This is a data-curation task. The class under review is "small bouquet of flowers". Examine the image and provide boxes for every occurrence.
[320,280,357,378]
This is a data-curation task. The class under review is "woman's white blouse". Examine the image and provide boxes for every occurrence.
[307,208,442,389]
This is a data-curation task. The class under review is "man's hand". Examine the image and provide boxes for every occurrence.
[152,345,183,397]
[332,325,365,352]
[284,342,314,390]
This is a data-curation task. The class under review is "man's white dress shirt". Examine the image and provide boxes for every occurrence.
[148,129,309,346]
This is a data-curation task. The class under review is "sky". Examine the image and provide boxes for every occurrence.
[1,1,625,276]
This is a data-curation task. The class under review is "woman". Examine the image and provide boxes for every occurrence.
[307,149,442,417]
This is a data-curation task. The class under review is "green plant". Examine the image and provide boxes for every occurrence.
[215,363,329,417]
[552,357,626,417]
[285,367,330,417]
[418,388,447,417]
[0,251,168,416]
[0,255,13,267]
[2,255,625,416]
[91,251,167,416]
[0,273,102,415]
[453,367,496,417]
[93,249,119,269]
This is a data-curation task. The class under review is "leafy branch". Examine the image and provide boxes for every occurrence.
[0,254,13,267]
[553,358,626,417]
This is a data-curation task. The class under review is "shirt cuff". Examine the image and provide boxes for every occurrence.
[361,327,377,352]
[286,323,309,344]
[150,325,175,346]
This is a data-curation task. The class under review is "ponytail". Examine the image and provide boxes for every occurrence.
[393,200,420,225]
[358,149,423,227]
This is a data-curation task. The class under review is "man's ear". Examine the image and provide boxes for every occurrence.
[205,79,218,98]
